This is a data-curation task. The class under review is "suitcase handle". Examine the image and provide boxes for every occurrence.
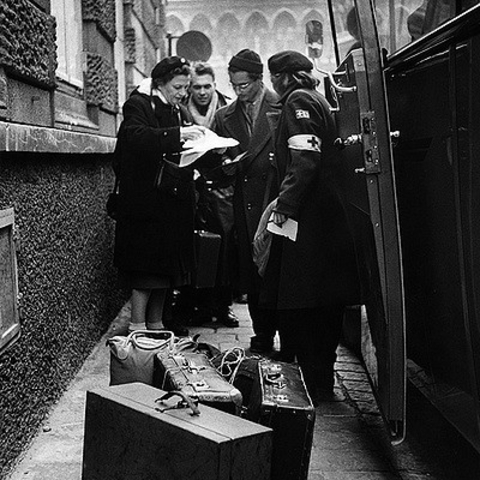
[155,390,201,416]
[264,373,286,389]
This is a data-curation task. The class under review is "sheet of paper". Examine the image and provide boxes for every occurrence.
[180,128,239,167]
[266,216,298,242]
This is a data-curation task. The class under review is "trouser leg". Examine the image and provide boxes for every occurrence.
[248,291,278,352]
[278,305,345,399]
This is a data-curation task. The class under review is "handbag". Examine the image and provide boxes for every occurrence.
[154,155,193,199]
[252,199,277,277]
[108,330,174,386]
[106,176,120,220]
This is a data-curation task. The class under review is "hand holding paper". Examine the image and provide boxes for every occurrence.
[180,128,239,167]
[267,215,298,242]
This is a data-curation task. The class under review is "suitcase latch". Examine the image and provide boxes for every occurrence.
[190,380,210,391]
[265,373,286,389]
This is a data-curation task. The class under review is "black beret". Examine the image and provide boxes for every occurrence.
[229,49,263,74]
[151,56,190,79]
[268,50,313,74]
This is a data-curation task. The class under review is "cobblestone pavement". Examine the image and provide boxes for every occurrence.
[7,301,479,479]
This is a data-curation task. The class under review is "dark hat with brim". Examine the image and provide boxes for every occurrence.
[152,56,190,79]
[268,50,313,74]
[229,49,263,74]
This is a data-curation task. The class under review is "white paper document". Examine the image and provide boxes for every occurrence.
[266,216,298,242]
[180,128,239,167]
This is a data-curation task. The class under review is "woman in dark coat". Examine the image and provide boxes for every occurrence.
[264,51,360,403]
[114,56,205,332]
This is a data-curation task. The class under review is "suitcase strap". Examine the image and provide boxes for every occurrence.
[154,390,201,416]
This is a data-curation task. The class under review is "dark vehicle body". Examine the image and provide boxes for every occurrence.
[314,0,480,451]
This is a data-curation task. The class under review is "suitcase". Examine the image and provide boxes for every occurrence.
[247,360,316,480]
[82,383,272,480]
[193,230,221,288]
[154,350,243,414]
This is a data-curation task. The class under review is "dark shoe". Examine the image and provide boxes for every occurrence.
[216,308,239,328]
[249,335,274,354]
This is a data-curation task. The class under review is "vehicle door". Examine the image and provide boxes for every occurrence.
[309,1,406,442]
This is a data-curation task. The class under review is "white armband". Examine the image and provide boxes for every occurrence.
[288,134,322,152]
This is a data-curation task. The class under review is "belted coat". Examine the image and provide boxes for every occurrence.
[263,87,360,309]
[113,90,196,279]
[214,88,281,292]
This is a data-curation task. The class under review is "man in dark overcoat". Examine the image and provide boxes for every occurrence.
[214,49,281,353]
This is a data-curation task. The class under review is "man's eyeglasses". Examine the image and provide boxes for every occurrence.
[230,81,253,92]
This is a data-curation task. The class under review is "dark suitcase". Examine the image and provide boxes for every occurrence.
[248,360,315,480]
[82,383,272,480]
[193,229,221,288]
[154,350,243,414]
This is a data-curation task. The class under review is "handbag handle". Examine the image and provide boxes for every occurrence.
[129,330,174,351]
[155,390,201,416]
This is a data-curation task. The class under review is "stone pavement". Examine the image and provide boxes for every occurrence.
[7,301,478,479]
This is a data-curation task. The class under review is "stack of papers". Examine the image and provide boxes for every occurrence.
[180,128,239,167]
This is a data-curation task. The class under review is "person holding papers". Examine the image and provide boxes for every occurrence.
[113,56,204,335]
[214,49,281,354]
[263,51,360,403]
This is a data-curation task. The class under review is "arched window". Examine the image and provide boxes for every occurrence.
[244,12,269,60]
[190,14,213,42]
[166,15,185,38]
[217,14,241,60]
[272,12,298,52]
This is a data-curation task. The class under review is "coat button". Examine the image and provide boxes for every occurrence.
[244,175,248,182]
[247,203,253,211]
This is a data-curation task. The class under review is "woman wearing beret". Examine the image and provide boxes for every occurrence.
[113,56,205,334]
[264,50,361,403]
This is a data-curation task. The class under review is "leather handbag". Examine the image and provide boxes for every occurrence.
[154,156,193,199]
[106,176,120,220]
[108,330,174,386]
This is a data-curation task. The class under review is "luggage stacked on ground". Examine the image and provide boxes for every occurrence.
[82,382,272,480]
[154,350,243,414]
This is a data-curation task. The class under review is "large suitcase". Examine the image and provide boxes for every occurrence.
[247,360,315,480]
[82,383,272,480]
[154,350,243,414]
[193,230,221,288]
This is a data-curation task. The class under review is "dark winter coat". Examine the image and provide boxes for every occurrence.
[113,91,196,277]
[265,87,360,309]
[214,88,281,292]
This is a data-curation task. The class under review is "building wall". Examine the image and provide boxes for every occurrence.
[0,0,166,475]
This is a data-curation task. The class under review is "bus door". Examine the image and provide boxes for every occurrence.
[308,1,406,442]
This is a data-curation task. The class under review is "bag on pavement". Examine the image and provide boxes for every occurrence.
[108,330,174,386]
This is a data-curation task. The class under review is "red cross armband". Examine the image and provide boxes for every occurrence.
[287,134,322,152]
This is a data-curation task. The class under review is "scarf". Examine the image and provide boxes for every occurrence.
[187,90,219,128]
